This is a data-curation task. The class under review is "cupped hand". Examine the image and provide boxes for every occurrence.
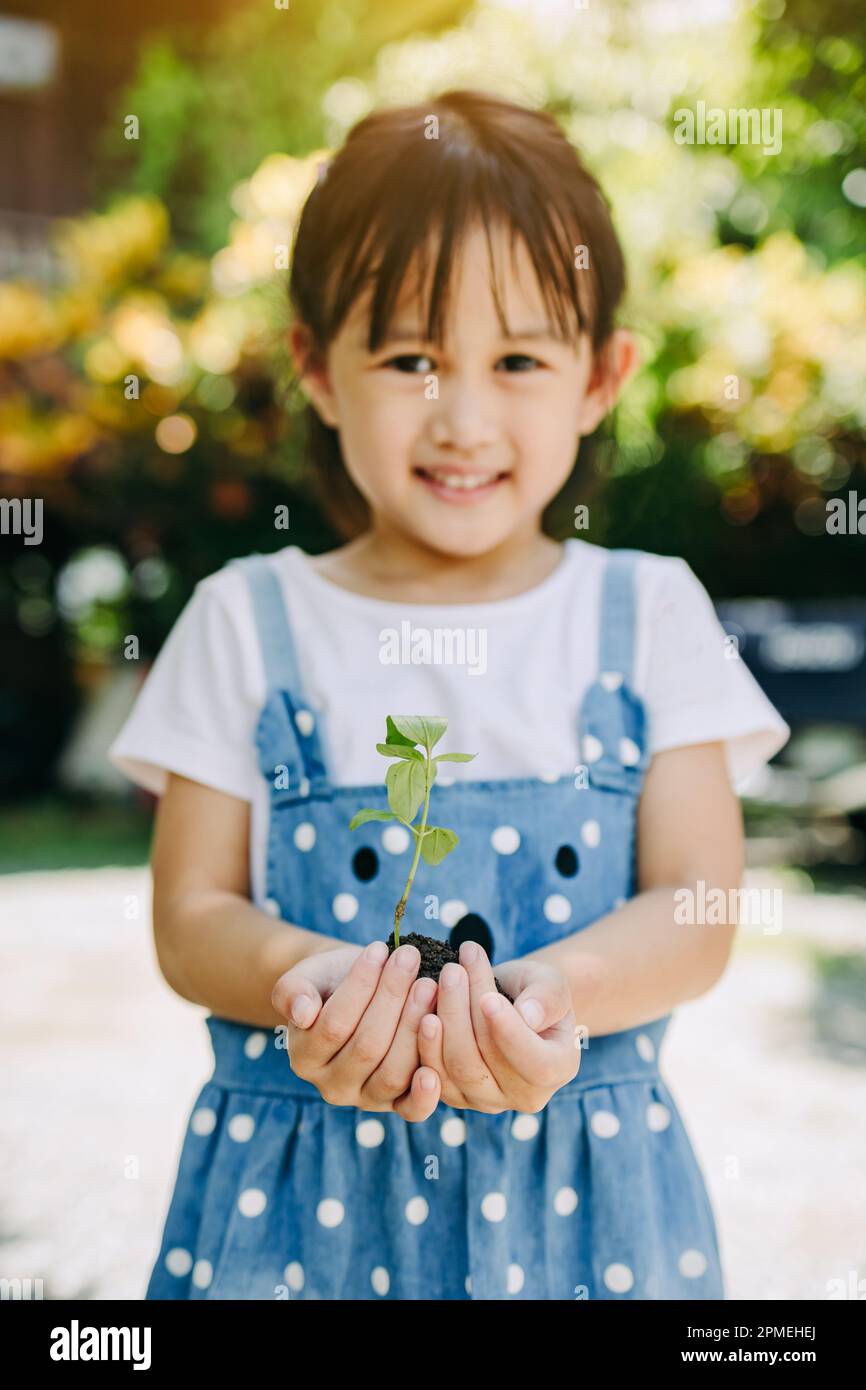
[271,941,442,1121]
[417,943,582,1113]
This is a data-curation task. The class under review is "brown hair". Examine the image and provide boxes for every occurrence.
[288,88,626,538]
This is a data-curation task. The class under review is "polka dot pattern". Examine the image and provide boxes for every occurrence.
[619,737,641,766]
[543,893,572,924]
[590,1110,620,1139]
[481,1192,507,1222]
[191,1107,216,1136]
[554,1186,579,1216]
[238,1188,267,1217]
[317,1199,345,1228]
[581,820,602,848]
[284,1262,304,1291]
[382,824,410,855]
[294,822,316,851]
[192,1259,213,1290]
[679,1249,708,1279]
[603,1262,634,1294]
[165,1248,192,1277]
[441,1117,466,1147]
[440,899,469,928]
[356,1119,385,1148]
[647,1102,672,1132]
[582,734,603,763]
[332,892,359,923]
[244,1031,267,1060]
[228,1114,255,1143]
[511,1114,539,1141]
[491,825,520,855]
[405,1197,429,1226]
[371,1267,390,1296]
[294,709,315,737]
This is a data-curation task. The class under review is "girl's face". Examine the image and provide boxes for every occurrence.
[295,220,636,558]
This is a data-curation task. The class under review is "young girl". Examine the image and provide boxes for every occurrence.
[110,89,789,1301]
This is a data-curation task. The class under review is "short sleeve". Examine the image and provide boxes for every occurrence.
[107,568,264,800]
[637,555,790,791]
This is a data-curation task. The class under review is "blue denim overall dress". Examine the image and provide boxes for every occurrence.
[145,547,725,1301]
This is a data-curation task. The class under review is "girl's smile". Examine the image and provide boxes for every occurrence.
[412,464,511,504]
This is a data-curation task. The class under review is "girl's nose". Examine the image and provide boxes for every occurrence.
[428,381,499,452]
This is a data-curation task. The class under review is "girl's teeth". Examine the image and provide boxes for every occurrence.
[424,472,498,490]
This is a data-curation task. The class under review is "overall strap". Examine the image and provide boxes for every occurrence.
[596,547,641,687]
[577,547,649,795]
[228,552,330,793]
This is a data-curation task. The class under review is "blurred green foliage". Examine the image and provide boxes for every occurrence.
[0,0,864,705]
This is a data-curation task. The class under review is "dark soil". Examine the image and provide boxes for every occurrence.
[385,930,515,1003]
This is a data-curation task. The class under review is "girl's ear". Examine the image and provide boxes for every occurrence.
[289,323,340,429]
[574,329,640,435]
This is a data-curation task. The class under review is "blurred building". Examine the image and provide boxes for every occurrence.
[0,0,226,280]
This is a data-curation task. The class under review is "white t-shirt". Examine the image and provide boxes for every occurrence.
[109,538,789,908]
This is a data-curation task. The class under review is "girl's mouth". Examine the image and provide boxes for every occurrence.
[413,467,510,503]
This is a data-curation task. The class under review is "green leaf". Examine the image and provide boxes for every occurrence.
[434,752,477,763]
[419,826,459,866]
[376,742,424,762]
[385,715,419,749]
[391,715,448,751]
[385,758,426,822]
[348,808,396,830]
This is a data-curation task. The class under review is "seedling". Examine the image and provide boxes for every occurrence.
[348,715,513,998]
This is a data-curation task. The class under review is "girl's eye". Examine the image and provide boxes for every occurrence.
[497,354,544,372]
[383,354,434,374]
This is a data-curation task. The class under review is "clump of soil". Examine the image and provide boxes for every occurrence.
[385,930,515,1003]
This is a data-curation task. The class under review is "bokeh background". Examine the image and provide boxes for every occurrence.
[1,0,864,1300]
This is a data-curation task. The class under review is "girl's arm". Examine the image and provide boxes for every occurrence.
[150,772,341,1028]
[530,740,744,1038]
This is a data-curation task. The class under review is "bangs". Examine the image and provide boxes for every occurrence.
[293,92,622,359]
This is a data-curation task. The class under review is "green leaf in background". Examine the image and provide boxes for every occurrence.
[391,715,448,751]
[385,715,419,749]
[419,826,459,865]
[385,758,426,821]
[376,742,424,761]
[348,808,396,830]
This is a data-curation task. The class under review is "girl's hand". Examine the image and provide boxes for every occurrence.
[271,942,443,1122]
[417,944,581,1113]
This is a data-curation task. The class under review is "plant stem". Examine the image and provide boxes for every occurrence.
[393,749,432,949]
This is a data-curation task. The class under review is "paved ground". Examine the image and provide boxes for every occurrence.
[1,866,864,1301]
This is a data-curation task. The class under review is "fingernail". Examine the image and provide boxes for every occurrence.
[518,998,544,1029]
[440,963,462,989]
[460,941,478,965]
[420,1071,437,1091]
[414,978,437,1008]
[481,991,505,1018]
[421,1015,438,1040]
[291,995,313,1025]
[365,940,389,965]
[394,944,418,972]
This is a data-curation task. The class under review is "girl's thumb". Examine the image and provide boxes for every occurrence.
[272,975,321,1028]
[515,995,546,1031]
